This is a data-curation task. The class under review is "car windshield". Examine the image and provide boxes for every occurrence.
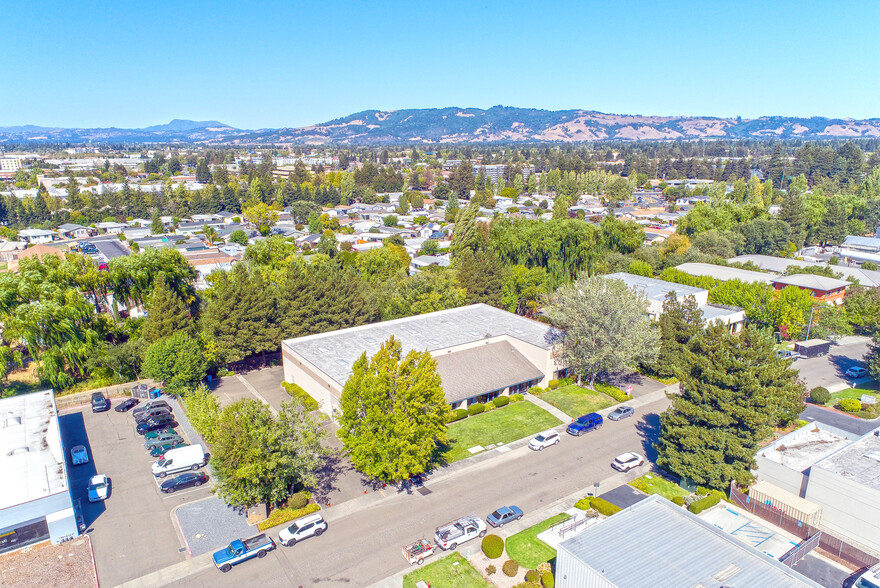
[157,457,167,467]
[575,417,589,425]
[535,435,546,442]
[92,481,106,489]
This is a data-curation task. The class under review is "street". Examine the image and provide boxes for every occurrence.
[792,338,870,391]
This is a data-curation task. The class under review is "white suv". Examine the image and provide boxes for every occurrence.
[279,513,327,547]
[529,430,560,451]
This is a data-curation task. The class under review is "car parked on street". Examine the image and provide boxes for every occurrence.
[144,431,184,450]
[278,513,327,547]
[486,505,523,528]
[91,392,111,413]
[529,430,560,451]
[434,516,487,551]
[160,472,209,493]
[87,474,110,502]
[115,398,140,412]
[136,414,177,435]
[845,366,868,378]
[608,406,635,421]
[150,441,186,458]
[70,445,89,465]
[213,534,275,572]
[611,452,645,472]
[566,413,603,436]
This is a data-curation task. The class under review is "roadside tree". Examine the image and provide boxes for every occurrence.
[142,332,207,395]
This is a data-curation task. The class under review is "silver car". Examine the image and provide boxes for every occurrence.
[608,406,635,421]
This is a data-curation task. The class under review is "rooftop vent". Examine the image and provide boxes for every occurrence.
[476,314,487,321]
[712,564,741,582]
[4,415,21,427]
[363,336,377,344]
[427,339,440,346]
[335,359,347,366]
[511,328,525,335]
[865,450,880,463]
[404,328,420,336]
[442,320,457,326]
[316,346,329,354]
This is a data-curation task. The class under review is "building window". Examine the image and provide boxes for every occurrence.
[0,518,50,555]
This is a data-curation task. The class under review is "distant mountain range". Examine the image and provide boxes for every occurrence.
[3,107,880,145]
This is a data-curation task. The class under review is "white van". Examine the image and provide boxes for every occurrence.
[152,444,206,478]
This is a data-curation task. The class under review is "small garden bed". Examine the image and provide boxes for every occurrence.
[538,384,615,418]
[403,552,491,588]
[816,383,879,419]
[628,474,690,502]
[505,513,570,569]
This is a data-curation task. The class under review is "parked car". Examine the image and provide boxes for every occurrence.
[152,444,206,477]
[134,407,172,424]
[608,406,635,421]
[136,414,177,435]
[566,413,603,436]
[611,452,645,472]
[70,445,89,465]
[213,534,276,572]
[91,392,110,413]
[278,513,327,547]
[144,431,184,450]
[87,474,109,502]
[132,400,171,419]
[160,472,209,493]
[486,505,523,528]
[845,366,868,378]
[115,398,140,412]
[528,430,560,451]
[144,427,177,440]
[150,441,186,458]
[775,349,804,360]
[852,562,880,588]
[434,516,487,551]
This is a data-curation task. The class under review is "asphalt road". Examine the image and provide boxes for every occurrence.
[792,340,870,391]
[165,396,670,588]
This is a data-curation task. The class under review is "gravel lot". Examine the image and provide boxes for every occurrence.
[175,496,254,556]
[0,536,97,588]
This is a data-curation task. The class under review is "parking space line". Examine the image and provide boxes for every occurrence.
[160,486,206,500]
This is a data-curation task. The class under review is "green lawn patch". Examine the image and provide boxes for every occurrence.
[506,513,570,569]
[629,474,690,502]
[444,401,562,463]
[403,552,491,588]
[825,384,880,419]
[539,384,615,419]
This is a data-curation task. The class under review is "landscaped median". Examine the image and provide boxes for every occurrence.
[810,383,879,419]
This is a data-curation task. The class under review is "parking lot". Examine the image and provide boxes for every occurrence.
[59,399,213,587]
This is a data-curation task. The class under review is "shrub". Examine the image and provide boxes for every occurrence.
[511,393,525,402]
[688,491,723,515]
[839,398,861,413]
[512,583,541,588]
[525,570,539,583]
[594,381,631,402]
[695,486,712,496]
[502,559,520,577]
[810,387,830,404]
[528,386,543,395]
[591,497,622,517]
[542,571,555,588]
[672,496,686,506]
[447,408,468,423]
[574,496,592,510]
[280,381,320,411]
[288,490,310,510]
[257,502,320,531]
[537,563,552,574]
[481,534,504,559]
[548,379,559,390]
[558,376,574,387]
[493,396,510,408]
[486,565,496,575]
[468,403,486,416]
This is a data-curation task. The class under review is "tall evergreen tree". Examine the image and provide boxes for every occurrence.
[150,208,164,234]
[655,325,805,489]
[778,188,807,248]
[654,291,704,378]
[455,249,506,307]
[141,274,193,344]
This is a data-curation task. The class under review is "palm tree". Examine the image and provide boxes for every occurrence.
[202,225,221,246]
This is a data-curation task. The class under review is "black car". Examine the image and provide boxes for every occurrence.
[160,472,208,493]
[136,415,177,435]
[91,392,111,413]
[115,398,140,413]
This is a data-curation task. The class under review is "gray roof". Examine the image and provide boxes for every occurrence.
[57,223,87,232]
[674,262,777,284]
[771,273,850,291]
[843,235,880,251]
[435,341,544,403]
[282,304,558,387]
[813,427,880,491]
[729,255,880,288]
[604,272,705,302]
[557,495,821,588]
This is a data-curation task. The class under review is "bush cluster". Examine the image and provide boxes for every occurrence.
[839,398,862,413]
[486,564,496,575]
[558,376,574,386]
[528,386,544,395]
[257,502,320,531]
[493,396,510,408]
[688,490,725,515]
[502,559,520,577]
[548,379,560,390]
[574,496,592,510]
[468,403,486,415]
[511,393,525,402]
[525,570,540,583]
[288,490,310,510]
[542,571,555,588]
[672,495,686,506]
[447,408,468,423]
[591,497,622,517]
[280,381,320,411]
[594,381,631,402]
[810,387,831,404]
[481,534,504,559]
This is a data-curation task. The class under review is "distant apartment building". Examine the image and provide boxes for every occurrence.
[0,157,22,173]
[770,274,850,305]
[472,164,535,184]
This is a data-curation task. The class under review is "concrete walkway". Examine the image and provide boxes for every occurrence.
[525,393,571,423]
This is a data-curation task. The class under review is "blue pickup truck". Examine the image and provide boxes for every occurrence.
[212,534,276,572]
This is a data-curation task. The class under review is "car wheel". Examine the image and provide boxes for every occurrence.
[195,480,203,486]
[538,445,544,451]
[449,543,457,550]
[191,464,198,471]
[220,564,232,573]
[287,538,297,547]
[478,530,486,538]
[417,557,424,565]
[314,529,323,537]
[257,549,267,558]
[554,439,560,445]
[168,487,175,493]
[595,423,602,430]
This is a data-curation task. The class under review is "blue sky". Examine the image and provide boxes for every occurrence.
[3,1,877,129]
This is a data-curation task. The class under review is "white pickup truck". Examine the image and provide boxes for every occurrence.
[433,516,487,551]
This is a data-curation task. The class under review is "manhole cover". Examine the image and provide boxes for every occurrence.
[417,487,432,496]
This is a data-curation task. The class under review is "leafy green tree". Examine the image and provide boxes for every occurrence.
[355,244,410,284]
[550,275,659,386]
[769,286,815,340]
[655,326,805,489]
[338,337,448,483]
[383,214,399,227]
[211,398,326,507]
[455,249,506,307]
[377,269,467,320]
[778,190,807,249]
[150,208,164,235]
[397,193,410,214]
[601,216,645,254]
[183,384,220,443]
[228,229,249,246]
[451,162,475,198]
[501,265,549,317]
[141,274,192,344]
[867,334,880,380]
[450,201,486,254]
[654,291,704,378]
[242,201,278,236]
[195,158,212,183]
[844,286,880,334]
[142,332,207,395]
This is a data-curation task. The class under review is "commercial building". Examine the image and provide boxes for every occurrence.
[674,262,777,285]
[0,391,79,554]
[604,272,746,332]
[555,495,820,588]
[281,304,563,416]
[0,157,22,173]
[729,254,880,288]
[770,274,850,305]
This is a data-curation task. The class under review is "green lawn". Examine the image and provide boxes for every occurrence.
[403,552,491,588]
[505,513,571,569]
[539,384,615,419]
[629,474,690,502]
[444,401,562,463]
[824,383,880,419]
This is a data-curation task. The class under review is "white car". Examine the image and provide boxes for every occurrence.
[278,513,327,547]
[70,445,89,466]
[529,430,560,451]
[845,366,868,379]
[611,452,645,472]
[87,474,109,502]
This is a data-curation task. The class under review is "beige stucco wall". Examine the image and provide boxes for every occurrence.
[805,467,880,554]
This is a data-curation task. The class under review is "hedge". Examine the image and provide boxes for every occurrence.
[511,393,525,402]
[258,502,320,531]
[280,381,320,412]
[548,379,559,390]
[594,381,632,402]
[525,570,539,583]
[502,559,520,577]
[493,396,510,408]
[511,583,541,588]
[672,496,686,506]
[810,387,830,404]
[688,491,724,515]
[481,534,504,559]
[528,386,543,395]
[558,376,574,387]
[574,496,592,510]
[839,398,861,413]
[542,571,555,588]
[447,408,468,423]
[288,490,311,510]
[590,497,622,517]
[468,403,486,416]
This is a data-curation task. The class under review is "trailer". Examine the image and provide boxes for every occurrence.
[402,539,435,566]
[794,339,831,358]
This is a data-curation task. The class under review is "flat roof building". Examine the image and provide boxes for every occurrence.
[674,261,777,284]
[729,254,880,288]
[771,274,850,305]
[0,391,79,554]
[555,495,821,588]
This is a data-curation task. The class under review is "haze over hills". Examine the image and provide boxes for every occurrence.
[3,107,880,144]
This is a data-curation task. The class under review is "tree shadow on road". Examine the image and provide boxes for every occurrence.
[635,412,661,462]
[310,450,348,504]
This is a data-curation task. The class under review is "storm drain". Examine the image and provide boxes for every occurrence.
[417,487,432,496]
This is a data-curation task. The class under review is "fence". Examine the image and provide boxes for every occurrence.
[54,379,156,410]
[779,532,822,567]
[730,485,879,569]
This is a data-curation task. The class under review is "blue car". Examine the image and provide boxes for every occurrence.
[487,505,523,528]
[566,413,603,436]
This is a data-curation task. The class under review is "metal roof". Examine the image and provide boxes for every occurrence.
[843,235,880,250]
[604,272,705,302]
[674,262,777,284]
[557,495,822,588]
[771,273,850,291]
[728,255,880,288]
